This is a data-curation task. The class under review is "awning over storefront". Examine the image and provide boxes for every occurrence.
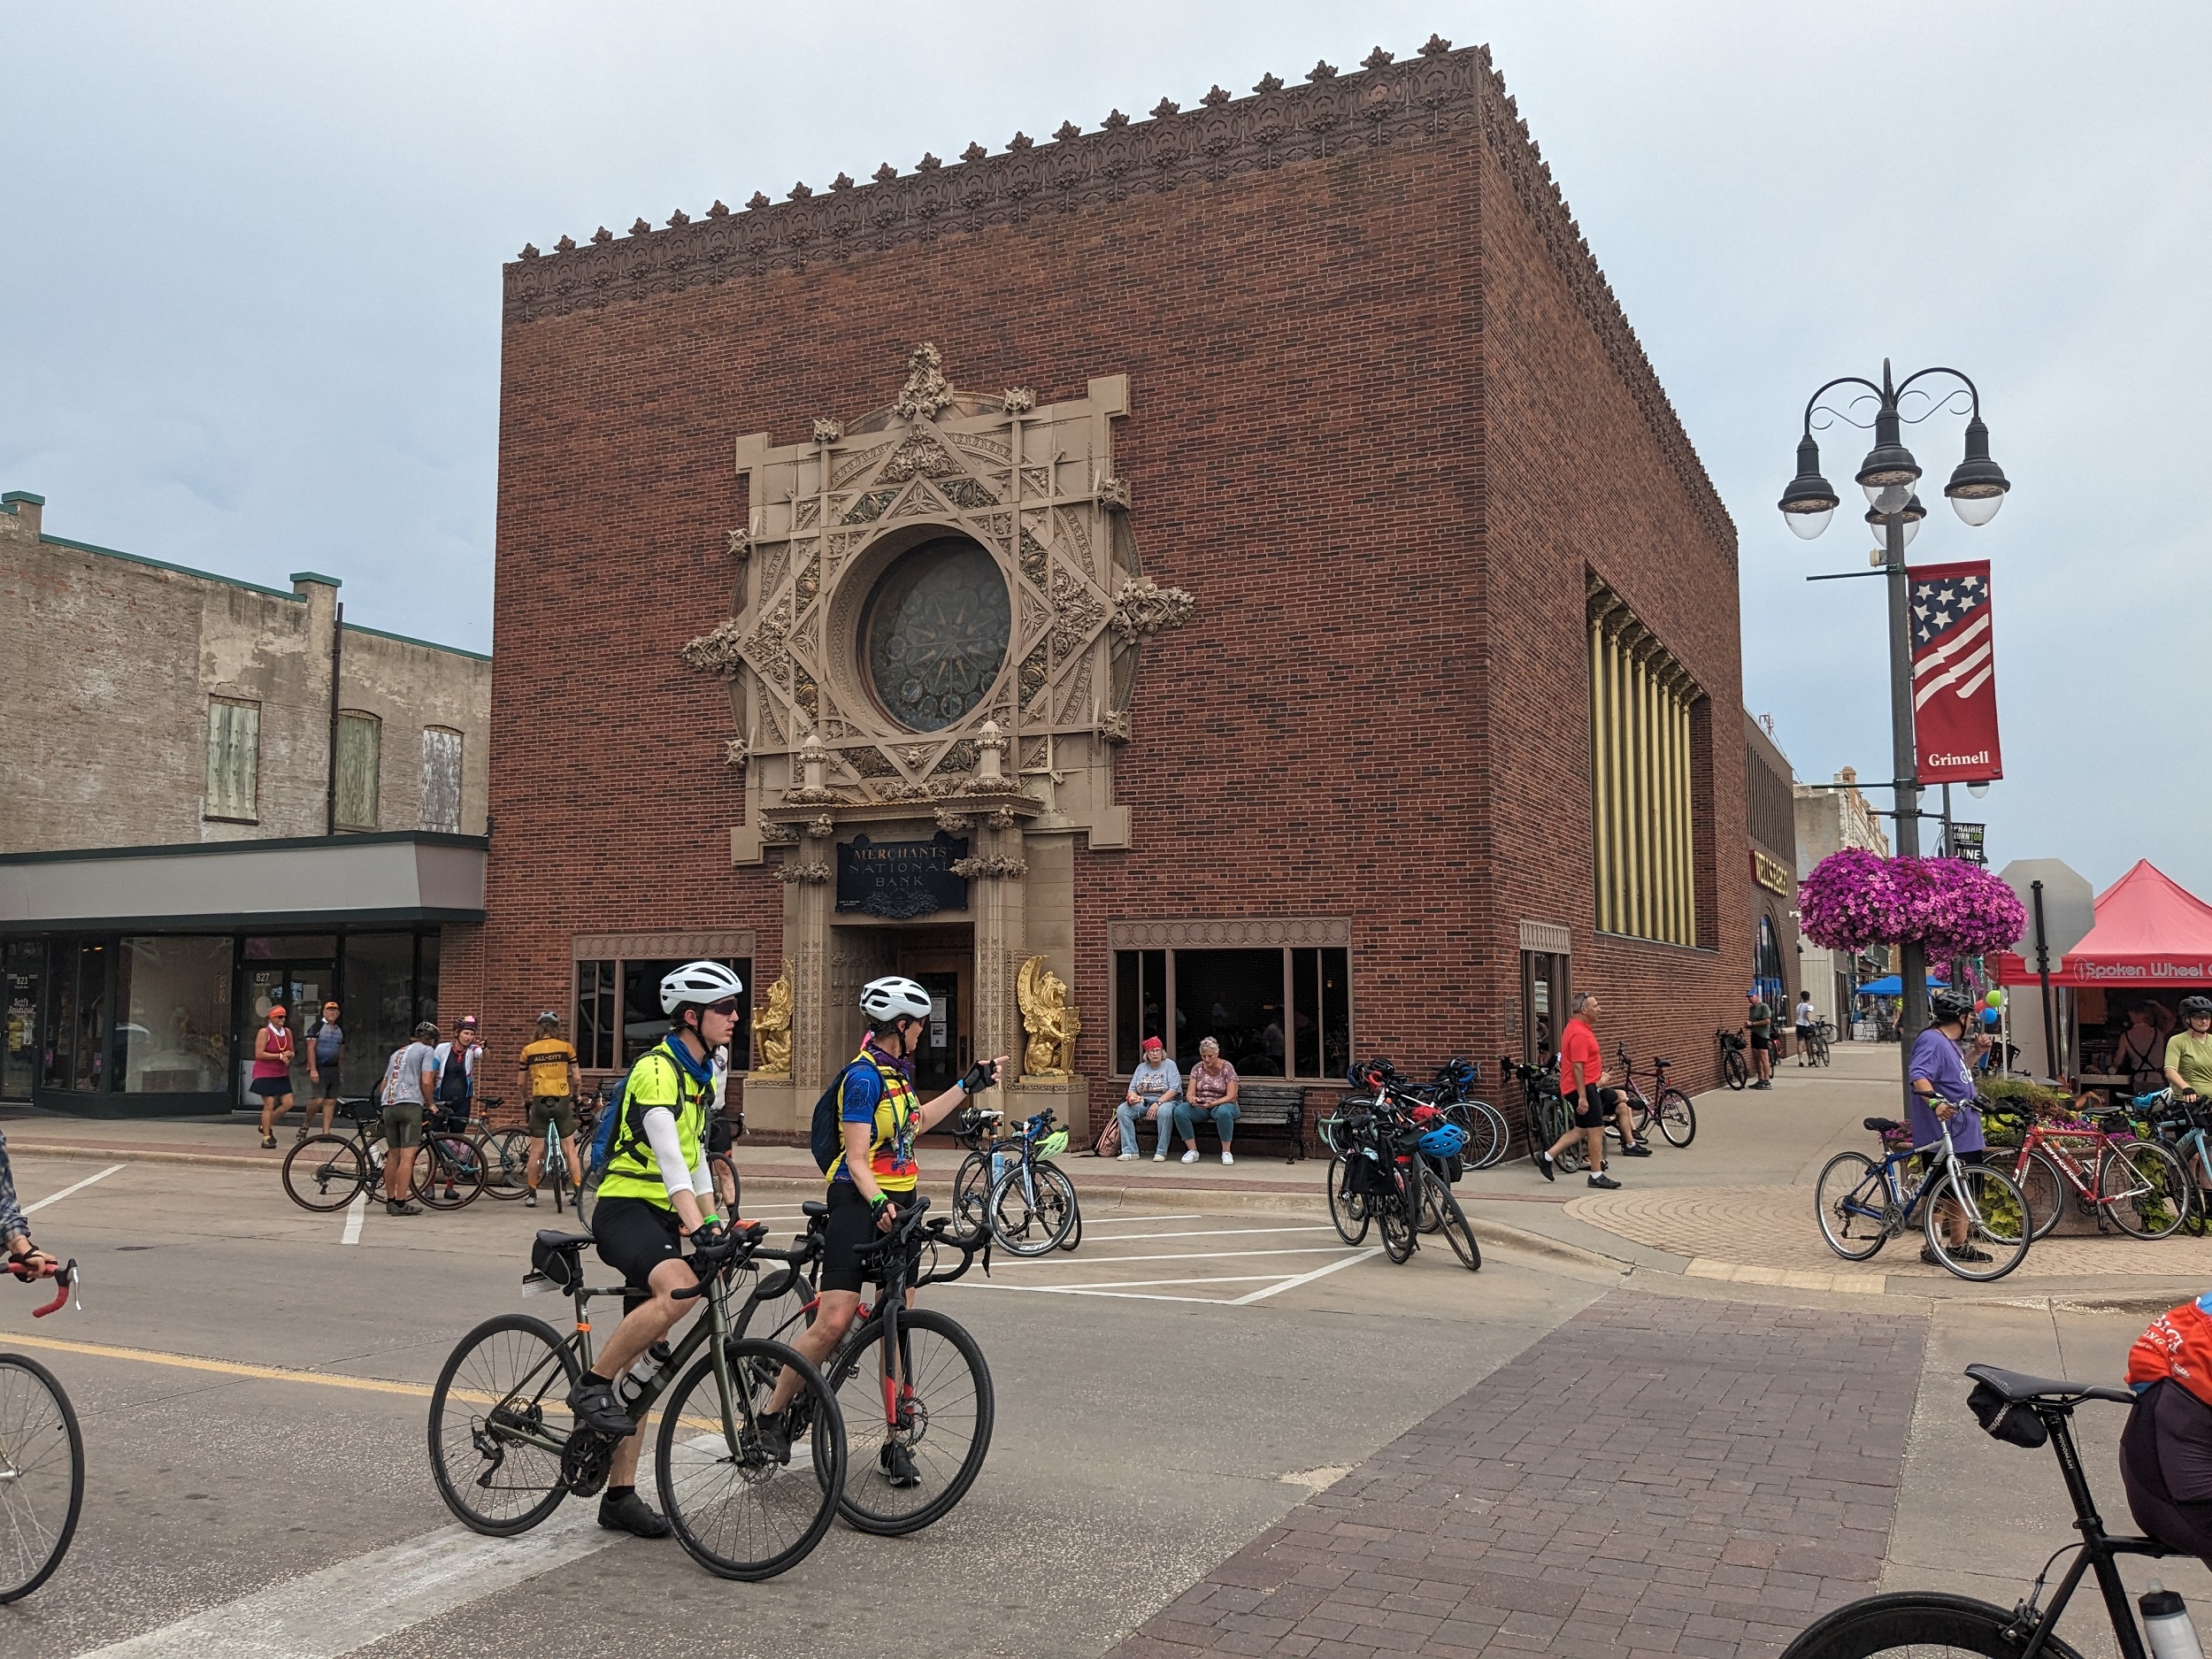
[1855,974,1948,997]
[0,831,487,933]
[1993,859,2212,987]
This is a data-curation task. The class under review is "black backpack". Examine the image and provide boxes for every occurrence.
[810,1058,875,1173]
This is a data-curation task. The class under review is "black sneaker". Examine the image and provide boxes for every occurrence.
[1953,1245,1993,1263]
[1586,1172,1622,1190]
[1535,1151,1556,1183]
[1919,1244,1943,1266]
[1752,1080,1772,1091]
[597,1489,671,1538]
[1621,1142,1654,1157]
[749,1408,794,1465]
[567,1376,636,1439]
[879,1440,920,1489]
[386,1199,422,1217]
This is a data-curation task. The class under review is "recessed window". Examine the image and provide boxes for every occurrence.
[419,727,462,833]
[1112,945,1351,1080]
[335,711,380,830]
[862,535,1010,732]
[205,697,261,822]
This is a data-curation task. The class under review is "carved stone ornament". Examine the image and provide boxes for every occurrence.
[986,808,1018,830]
[680,618,747,678]
[1098,709,1132,744]
[726,526,752,559]
[811,417,844,444]
[950,855,1027,880]
[773,861,833,884]
[934,809,975,832]
[1001,387,1035,415]
[1017,955,1081,1077]
[892,342,955,422]
[724,737,749,767]
[1096,475,1131,511]
[749,967,794,1076]
[1109,576,1197,643]
[759,821,801,845]
[806,813,836,839]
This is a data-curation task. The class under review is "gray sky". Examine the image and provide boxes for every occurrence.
[6,3,2206,894]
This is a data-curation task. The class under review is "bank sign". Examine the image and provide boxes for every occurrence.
[836,832,969,919]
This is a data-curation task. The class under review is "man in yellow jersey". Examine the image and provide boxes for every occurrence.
[759,974,1003,1486]
[566,960,742,1538]
[517,1010,582,1208]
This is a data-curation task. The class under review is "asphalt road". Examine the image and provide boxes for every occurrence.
[0,1148,1616,1659]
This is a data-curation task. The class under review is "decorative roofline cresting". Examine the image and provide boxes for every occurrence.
[690,343,1191,856]
[503,36,1729,549]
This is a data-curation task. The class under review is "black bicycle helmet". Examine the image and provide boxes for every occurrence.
[2182,995,2212,1022]
[1929,991,1976,1026]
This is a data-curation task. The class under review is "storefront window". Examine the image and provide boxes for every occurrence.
[619,959,749,1066]
[1113,945,1350,1079]
[121,936,232,1094]
[4,941,40,1102]
[42,940,110,1092]
[576,960,617,1070]
[1113,950,1166,1075]
[341,933,419,1088]
[1172,949,1286,1075]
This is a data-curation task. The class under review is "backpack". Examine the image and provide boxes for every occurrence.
[584,1067,634,1175]
[810,1057,878,1173]
[1091,1115,1121,1157]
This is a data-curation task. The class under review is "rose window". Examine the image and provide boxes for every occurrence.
[862,536,1011,732]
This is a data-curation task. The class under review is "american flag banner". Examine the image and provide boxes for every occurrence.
[1909,558,2003,783]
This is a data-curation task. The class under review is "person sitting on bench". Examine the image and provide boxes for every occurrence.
[1175,1036,1240,1166]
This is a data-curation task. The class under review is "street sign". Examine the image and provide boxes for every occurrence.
[1947,822,1986,865]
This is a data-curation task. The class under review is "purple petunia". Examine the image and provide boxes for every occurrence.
[1800,852,2025,956]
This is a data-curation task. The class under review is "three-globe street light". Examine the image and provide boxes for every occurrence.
[1778,359,2010,1091]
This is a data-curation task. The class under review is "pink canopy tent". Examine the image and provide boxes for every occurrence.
[1994,860,2212,987]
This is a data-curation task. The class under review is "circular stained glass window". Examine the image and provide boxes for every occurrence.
[863,536,1011,732]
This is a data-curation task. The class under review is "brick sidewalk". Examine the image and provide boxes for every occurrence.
[1111,1291,1925,1659]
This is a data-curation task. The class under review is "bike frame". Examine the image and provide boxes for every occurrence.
[1999,1404,2168,1659]
[1839,1124,1985,1236]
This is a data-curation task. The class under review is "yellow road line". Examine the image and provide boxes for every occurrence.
[0,1332,487,1402]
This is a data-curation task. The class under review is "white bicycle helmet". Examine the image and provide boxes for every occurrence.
[859,975,933,1023]
[659,960,745,1016]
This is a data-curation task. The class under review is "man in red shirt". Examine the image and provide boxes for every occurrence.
[1535,991,1643,1188]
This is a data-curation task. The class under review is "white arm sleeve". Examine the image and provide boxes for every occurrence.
[690,1148,714,1199]
[640,1106,717,1203]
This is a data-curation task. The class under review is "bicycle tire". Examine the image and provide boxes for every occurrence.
[2099,1137,2190,1240]
[708,1152,740,1219]
[1425,1170,1480,1272]
[1555,1129,1587,1175]
[480,1128,532,1200]
[1723,1049,1748,1091]
[987,1162,1078,1257]
[1655,1089,1697,1148]
[1325,1156,1371,1246]
[1923,1164,2031,1281]
[2015,1148,2068,1241]
[828,1308,993,1536]
[427,1312,579,1536]
[1776,1590,2086,1658]
[1057,1183,1082,1252]
[1416,1156,1447,1233]
[1814,1151,1891,1262]
[281,1133,371,1212]
[949,1151,993,1245]
[1460,1099,1509,1170]
[657,1337,843,1580]
[0,1352,84,1603]
[1378,1165,1417,1263]
[413,1133,487,1210]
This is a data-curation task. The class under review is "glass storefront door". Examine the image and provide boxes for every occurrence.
[1522,950,1568,1068]
[4,941,41,1101]
[240,938,337,1105]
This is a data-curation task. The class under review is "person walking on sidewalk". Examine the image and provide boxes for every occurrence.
[1536,992,1627,1189]
[1117,1038,1184,1161]
[254,1004,299,1148]
[305,1000,344,1135]
[1747,989,1775,1088]
[1909,991,1990,1266]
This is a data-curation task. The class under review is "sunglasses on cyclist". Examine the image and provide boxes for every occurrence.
[700,997,741,1018]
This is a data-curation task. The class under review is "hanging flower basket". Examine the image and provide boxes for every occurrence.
[1801,852,2025,958]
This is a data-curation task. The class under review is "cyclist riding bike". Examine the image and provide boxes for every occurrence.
[517,1010,583,1208]
[565,960,745,1538]
[757,975,1004,1484]
[0,1127,60,1288]
[2165,995,2212,1107]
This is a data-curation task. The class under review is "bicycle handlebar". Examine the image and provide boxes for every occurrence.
[11,1255,81,1318]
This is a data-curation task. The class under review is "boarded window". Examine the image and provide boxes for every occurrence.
[205,698,260,821]
[419,727,462,833]
[335,711,380,830]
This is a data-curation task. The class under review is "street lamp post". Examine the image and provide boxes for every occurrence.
[1778,359,2010,1097]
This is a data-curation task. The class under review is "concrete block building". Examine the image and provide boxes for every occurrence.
[472,37,1753,1140]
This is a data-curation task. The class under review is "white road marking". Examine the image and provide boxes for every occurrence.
[1052,1223,1336,1242]
[23,1163,125,1215]
[1073,1213,1203,1225]
[1231,1248,1382,1304]
[995,1246,1354,1269]
[339,1193,367,1245]
[979,1272,1305,1292]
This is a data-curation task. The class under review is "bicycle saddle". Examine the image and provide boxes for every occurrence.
[1654,1057,1671,1067]
[801,1200,828,1218]
[1964,1363,2135,1408]
[1863,1117,1902,1133]
[534,1229,593,1254]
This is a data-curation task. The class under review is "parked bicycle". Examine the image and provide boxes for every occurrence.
[2146,1089,2212,1235]
[1985,1095,2187,1241]
[950,1108,1079,1256]
[1502,1056,1582,1172]
[1320,1092,1479,1270]
[430,1220,845,1579]
[739,1193,995,1533]
[280,1097,388,1210]
[1717,1027,1750,1091]
[1814,1110,2032,1279]
[1780,1363,2180,1659]
[1801,1018,1835,1068]
[1608,1047,1697,1149]
[0,1255,85,1602]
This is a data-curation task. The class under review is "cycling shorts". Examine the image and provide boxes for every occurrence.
[595,1194,685,1312]
[1571,1086,1618,1131]
[526,1094,578,1137]
[818,1180,910,1296]
[380,1100,424,1148]
[1750,1031,1771,1050]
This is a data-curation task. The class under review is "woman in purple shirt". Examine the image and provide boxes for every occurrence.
[1909,991,1991,1263]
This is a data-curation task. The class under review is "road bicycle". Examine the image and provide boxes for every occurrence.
[949,1108,1079,1256]
[1717,1027,1750,1091]
[1608,1047,1697,1149]
[2143,1090,2212,1235]
[1321,1095,1479,1270]
[0,1255,85,1602]
[1502,1056,1584,1172]
[1986,1097,2187,1241]
[1797,1018,1835,1069]
[428,1221,845,1579]
[1780,1363,2182,1659]
[280,1098,390,1210]
[1814,1110,2032,1280]
[738,1193,996,1533]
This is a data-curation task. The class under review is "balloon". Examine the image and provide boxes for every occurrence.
[1985,989,2004,1008]
[1981,1008,2001,1027]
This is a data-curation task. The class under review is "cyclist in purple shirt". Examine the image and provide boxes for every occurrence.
[1909,991,1988,1264]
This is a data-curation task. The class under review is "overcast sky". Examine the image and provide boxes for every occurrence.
[6,3,2206,894]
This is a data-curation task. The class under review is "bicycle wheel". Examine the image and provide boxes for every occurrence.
[281,1133,370,1212]
[1923,1164,2031,1281]
[480,1128,532,1200]
[1325,1156,1371,1246]
[1555,1123,1587,1175]
[413,1133,486,1210]
[427,1313,579,1536]
[2015,1148,2068,1241]
[1723,1049,1748,1090]
[1378,1165,1417,1263]
[949,1151,993,1244]
[828,1308,994,1536]
[1056,1183,1083,1252]
[1424,1170,1480,1271]
[1813,1151,1893,1262]
[1655,1089,1697,1148]
[708,1153,740,1217]
[657,1337,843,1581]
[1458,1100,1508,1170]
[987,1162,1078,1257]
[1777,1590,2087,1658]
[1416,1156,1447,1233]
[2099,1137,2190,1239]
[0,1353,84,1602]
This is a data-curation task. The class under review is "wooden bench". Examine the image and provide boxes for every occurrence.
[1177,1083,1308,1164]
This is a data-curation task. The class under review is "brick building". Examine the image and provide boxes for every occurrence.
[471,37,1751,1141]
[0,491,489,1114]
[1743,712,1802,1031]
